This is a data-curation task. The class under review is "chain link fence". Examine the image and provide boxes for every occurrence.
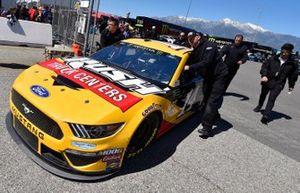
[51,0,101,56]
[52,8,84,46]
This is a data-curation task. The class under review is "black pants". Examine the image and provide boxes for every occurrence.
[224,67,239,92]
[201,75,227,128]
[257,84,282,117]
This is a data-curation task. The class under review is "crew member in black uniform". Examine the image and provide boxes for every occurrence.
[184,32,228,137]
[100,16,124,49]
[253,43,298,124]
[174,32,189,47]
[220,34,248,91]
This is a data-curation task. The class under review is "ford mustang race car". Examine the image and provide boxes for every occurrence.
[6,39,204,180]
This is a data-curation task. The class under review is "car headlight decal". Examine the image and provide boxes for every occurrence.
[70,124,91,139]
[69,123,124,139]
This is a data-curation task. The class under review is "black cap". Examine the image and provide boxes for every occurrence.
[187,31,203,38]
[281,43,294,51]
[203,33,209,38]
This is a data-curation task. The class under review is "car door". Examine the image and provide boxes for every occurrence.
[165,70,204,117]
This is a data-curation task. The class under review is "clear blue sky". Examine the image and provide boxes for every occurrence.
[98,0,300,37]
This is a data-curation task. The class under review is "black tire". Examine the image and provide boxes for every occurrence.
[125,113,161,158]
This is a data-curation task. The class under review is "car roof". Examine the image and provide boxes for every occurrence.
[122,38,192,57]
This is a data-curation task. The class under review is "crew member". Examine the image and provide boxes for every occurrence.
[253,43,298,124]
[220,34,248,91]
[100,16,124,49]
[184,32,228,137]
[174,32,189,47]
[146,26,158,40]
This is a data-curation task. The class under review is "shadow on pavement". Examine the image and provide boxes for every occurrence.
[210,119,233,137]
[0,63,30,69]
[260,110,292,123]
[271,111,292,121]
[102,113,233,181]
[224,92,250,101]
[6,109,232,183]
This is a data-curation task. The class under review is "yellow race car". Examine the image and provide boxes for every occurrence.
[6,39,204,180]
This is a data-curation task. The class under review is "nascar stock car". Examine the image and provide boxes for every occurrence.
[6,38,204,180]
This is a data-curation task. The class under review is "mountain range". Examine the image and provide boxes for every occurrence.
[156,16,300,51]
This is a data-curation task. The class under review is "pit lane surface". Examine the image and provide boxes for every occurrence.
[0,45,299,193]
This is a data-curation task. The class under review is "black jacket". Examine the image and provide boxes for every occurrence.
[260,55,298,89]
[174,39,189,47]
[100,28,124,49]
[220,43,248,70]
[188,40,228,81]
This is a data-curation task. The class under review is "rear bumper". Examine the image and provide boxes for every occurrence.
[5,112,118,181]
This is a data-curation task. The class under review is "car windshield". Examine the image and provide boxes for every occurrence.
[91,42,181,85]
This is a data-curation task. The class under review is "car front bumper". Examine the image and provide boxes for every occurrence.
[5,111,120,181]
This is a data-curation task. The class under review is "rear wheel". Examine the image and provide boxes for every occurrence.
[125,113,161,158]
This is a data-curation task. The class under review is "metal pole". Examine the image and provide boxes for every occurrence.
[89,0,101,55]
[83,0,94,56]
[185,0,192,25]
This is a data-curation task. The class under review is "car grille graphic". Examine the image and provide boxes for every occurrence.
[11,89,63,139]
[69,123,91,138]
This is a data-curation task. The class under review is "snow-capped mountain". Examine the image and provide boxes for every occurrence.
[156,16,300,51]
[222,18,267,33]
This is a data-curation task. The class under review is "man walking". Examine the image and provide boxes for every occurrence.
[184,32,228,137]
[253,43,298,124]
[220,34,248,91]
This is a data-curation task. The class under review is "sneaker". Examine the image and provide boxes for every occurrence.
[197,124,212,137]
[253,106,262,112]
[260,116,269,125]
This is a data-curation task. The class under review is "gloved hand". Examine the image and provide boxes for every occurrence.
[261,76,268,82]
[184,65,190,71]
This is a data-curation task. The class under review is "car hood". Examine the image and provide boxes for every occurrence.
[11,59,157,124]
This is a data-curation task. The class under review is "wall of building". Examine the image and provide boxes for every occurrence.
[0,17,52,47]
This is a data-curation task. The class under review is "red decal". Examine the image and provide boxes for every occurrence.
[38,59,141,111]
[156,120,175,138]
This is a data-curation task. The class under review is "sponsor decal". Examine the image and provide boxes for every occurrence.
[106,161,120,170]
[98,148,123,156]
[102,154,122,162]
[11,105,45,140]
[142,103,161,117]
[64,57,164,95]
[38,59,142,111]
[30,85,49,98]
[99,148,123,169]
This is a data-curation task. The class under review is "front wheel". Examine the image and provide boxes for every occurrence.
[125,113,161,158]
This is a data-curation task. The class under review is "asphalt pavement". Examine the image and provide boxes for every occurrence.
[0,45,299,193]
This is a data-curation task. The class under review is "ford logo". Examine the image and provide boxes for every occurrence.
[30,85,49,98]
